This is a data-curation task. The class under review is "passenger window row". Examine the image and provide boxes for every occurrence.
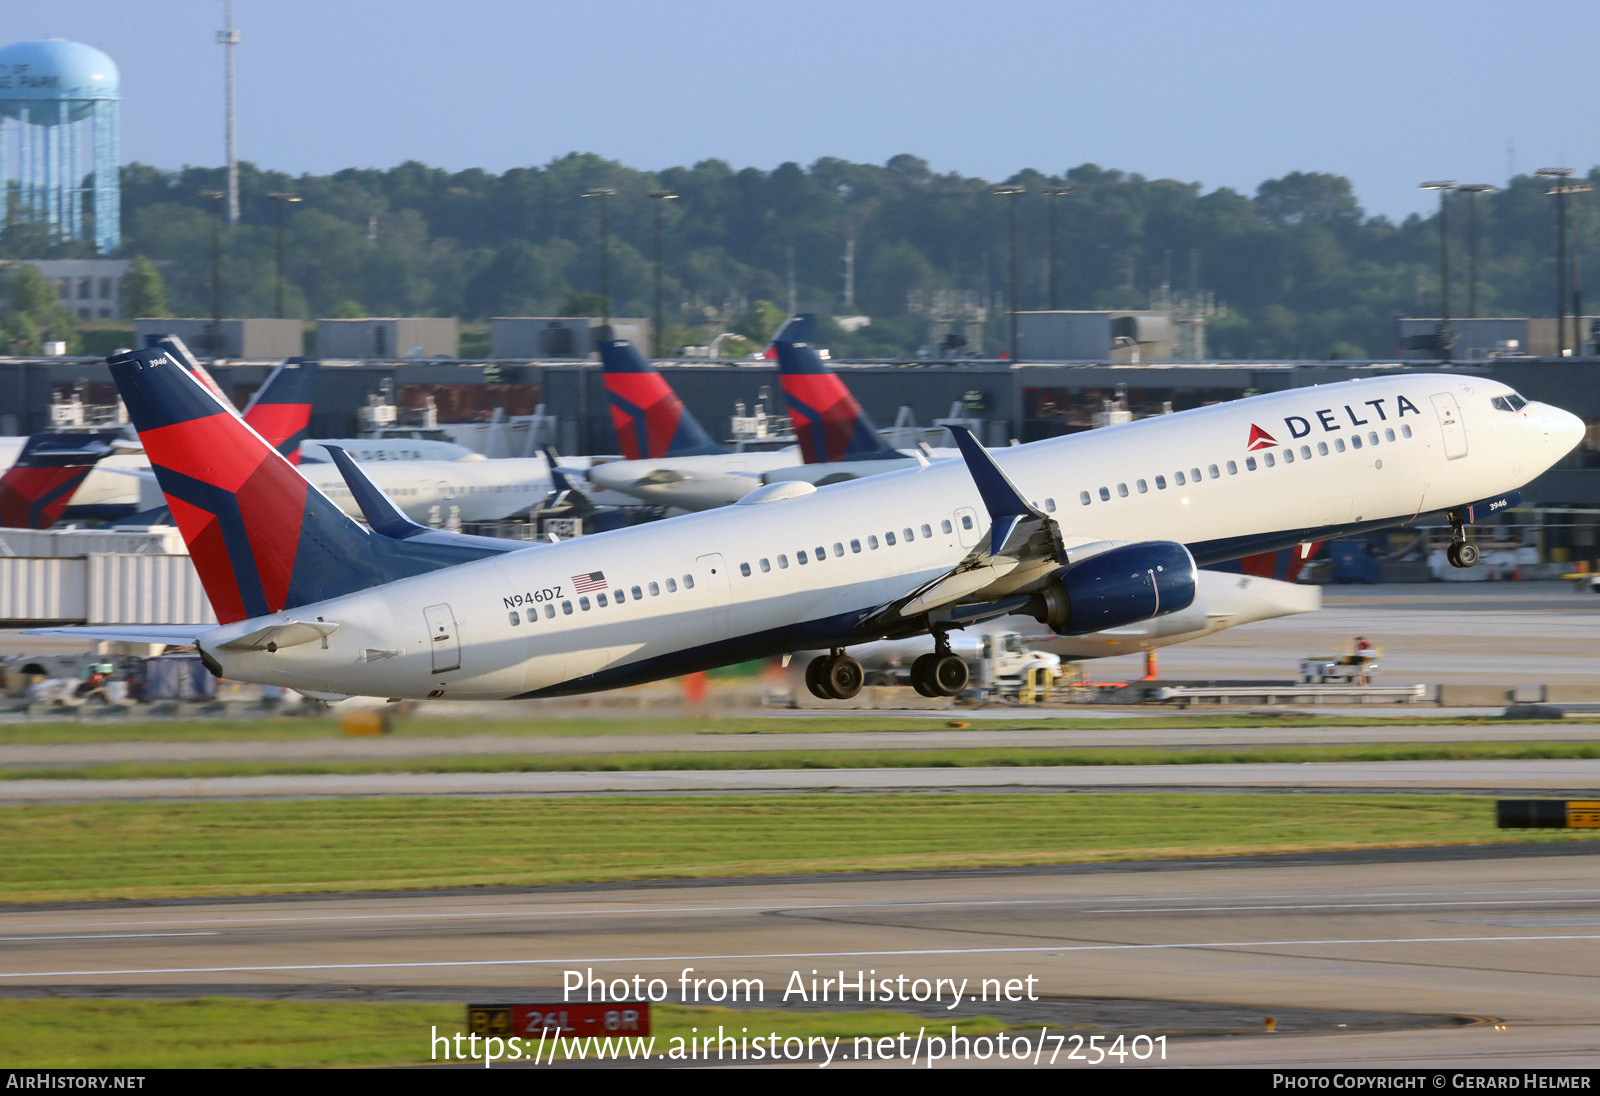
[737,517,959,580]
[1075,424,1412,507]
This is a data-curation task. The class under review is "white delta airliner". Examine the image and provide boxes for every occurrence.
[57,346,1581,702]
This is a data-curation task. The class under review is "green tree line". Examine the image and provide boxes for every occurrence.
[5,154,1595,358]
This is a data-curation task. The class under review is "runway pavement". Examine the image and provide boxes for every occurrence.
[3,846,1598,1068]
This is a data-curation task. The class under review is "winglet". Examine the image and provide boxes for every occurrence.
[323,444,420,538]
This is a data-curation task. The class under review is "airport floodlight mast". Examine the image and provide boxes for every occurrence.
[1536,168,1575,354]
[582,187,617,329]
[268,192,302,319]
[199,189,226,357]
[1041,185,1071,311]
[1419,181,1456,358]
[647,190,677,357]
[217,0,240,225]
[0,39,122,254]
[1457,184,1496,319]
[991,184,1025,361]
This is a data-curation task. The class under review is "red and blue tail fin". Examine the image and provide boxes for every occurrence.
[773,315,900,463]
[146,333,227,403]
[109,347,490,625]
[0,431,121,529]
[598,337,726,460]
[241,358,318,465]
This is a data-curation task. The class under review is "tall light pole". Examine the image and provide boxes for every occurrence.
[267,192,301,319]
[647,189,677,357]
[217,0,240,225]
[1041,185,1071,311]
[1419,181,1456,358]
[199,188,226,357]
[1457,184,1495,319]
[581,187,617,329]
[1536,168,1573,354]
[1548,179,1592,353]
[992,184,1025,361]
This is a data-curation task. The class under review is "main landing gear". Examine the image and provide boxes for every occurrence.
[910,631,969,699]
[805,649,864,700]
[1445,508,1480,569]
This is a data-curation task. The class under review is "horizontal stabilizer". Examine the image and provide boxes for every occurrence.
[217,619,339,652]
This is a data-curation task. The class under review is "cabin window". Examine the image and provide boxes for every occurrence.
[615,589,626,603]
[1318,441,1329,455]
[561,601,573,615]
[850,539,862,553]
[1246,456,1257,471]
[885,531,897,546]
[961,514,974,530]
[868,536,879,549]
[797,550,809,565]
[1098,486,1110,501]
[1044,498,1056,513]
[739,562,751,577]
[683,575,695,589]
[1155,475,1167,490]
[940,521,952,535]
[1137,479,1149,492]
[666,577,678,591]
[1190,467,1201,483]
[632,585,642,599]
[816,546,827,559]
[596,592,608,607]
[1334,437,1346,452]
[777,555,789,569]
[1175,471,1186,485]
[1281,450,1294,463]
[759,558,770,573]
[903,527,915,542]
[1263,452,1275,467]
[1117,483,1129,497]
[579,597,590,611]
[1368,431,1380,446]
[1080,490,1092,505]
[648,582,660,596]
[834,542,844,556]
[1350,434,1363,450]
[1208,464,1219,479]
[1224,463,1235,476]
[544,604,555,619]
[1384,428,1395,442]
[920,525,931,539]
[1402,424,1413,438]
[508,611,520,626]
[1301,445,1312,459]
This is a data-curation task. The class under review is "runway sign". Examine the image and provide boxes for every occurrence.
[468,1003,651,1038]
[1496,799,1600,828]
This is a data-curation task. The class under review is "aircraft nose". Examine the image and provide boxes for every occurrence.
[1542,405,1586,453]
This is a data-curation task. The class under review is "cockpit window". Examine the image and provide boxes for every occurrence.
[1491,393,1528,413]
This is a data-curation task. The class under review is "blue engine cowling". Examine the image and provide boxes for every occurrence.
[1027,541,1198,635]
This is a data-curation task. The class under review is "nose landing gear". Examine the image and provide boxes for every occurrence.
[1445,508,1479,569]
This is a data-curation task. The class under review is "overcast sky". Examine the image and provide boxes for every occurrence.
[6,0,1595,222]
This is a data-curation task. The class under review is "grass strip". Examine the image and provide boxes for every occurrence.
[10,740,1600,781]
[1,711,1593,745]
[1,793,1592,904]
[0,999,1003,1068]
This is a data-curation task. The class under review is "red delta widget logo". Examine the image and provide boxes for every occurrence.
[1248,395,1422,450]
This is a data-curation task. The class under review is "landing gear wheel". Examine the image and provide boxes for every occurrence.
[825,655,863,700]
[1447,541,1479,569]
[930,652,970,696]
[910,654,939,698]
[805,656,833,699]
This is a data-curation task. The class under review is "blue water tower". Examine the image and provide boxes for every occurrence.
[0,39,120,254]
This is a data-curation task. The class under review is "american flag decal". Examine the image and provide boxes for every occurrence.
[572,571,608,593]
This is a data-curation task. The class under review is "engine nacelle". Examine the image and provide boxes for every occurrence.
[1027,541,1197,636]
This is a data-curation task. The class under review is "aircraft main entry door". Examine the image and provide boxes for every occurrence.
[424,603,461,673]
[1430,392,1468,460]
